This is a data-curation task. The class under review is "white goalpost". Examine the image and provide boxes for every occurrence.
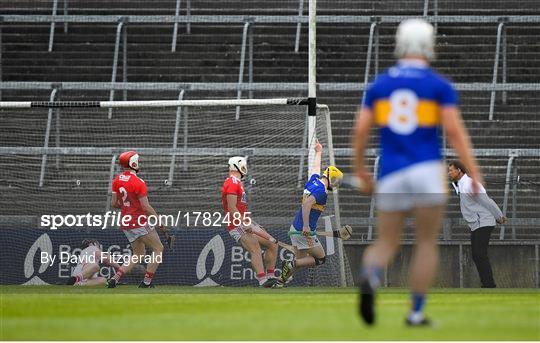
[307,0,348,287]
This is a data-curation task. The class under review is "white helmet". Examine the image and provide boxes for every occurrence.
[228,156,248,176]
[394,19,435,61]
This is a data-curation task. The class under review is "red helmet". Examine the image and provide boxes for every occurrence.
[118,150,140,171]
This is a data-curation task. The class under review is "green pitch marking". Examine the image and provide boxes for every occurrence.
[1,286,538,340]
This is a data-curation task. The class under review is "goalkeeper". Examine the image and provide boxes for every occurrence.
[66,239,121,286]
[280,140,343,284]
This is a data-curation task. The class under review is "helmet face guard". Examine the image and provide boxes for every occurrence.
[228,156,248,178]
[329,176,342,189]
[128,154,140,172]
[323,166,344,190]
[119,151,140,172]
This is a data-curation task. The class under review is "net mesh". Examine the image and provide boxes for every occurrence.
[0,101,354,286]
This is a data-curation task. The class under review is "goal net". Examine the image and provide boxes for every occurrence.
[0,98,353,287]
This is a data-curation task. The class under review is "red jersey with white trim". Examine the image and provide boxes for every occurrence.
[221,175,248,230]
[111,171,148,230]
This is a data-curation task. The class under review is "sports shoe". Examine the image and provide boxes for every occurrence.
[138,281,155,288]
[280,260,295,283]
[359,278,376,325]
[405,317,431,327]
[273,279,285,288]
[106,278,117,288]
[259,278,278,288]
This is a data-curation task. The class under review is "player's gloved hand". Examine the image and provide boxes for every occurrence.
[338,225,353,240]
[159,226,175,250]
[302,226,311,237]
[496,216,507,224]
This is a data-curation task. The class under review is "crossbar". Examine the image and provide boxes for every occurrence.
[0,98,309,108]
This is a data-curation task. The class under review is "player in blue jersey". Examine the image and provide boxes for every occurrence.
[353,19,483,326]
[280,140,343,284]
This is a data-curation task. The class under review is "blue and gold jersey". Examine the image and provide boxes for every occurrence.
[363,60,458,179]
[292,174,328,231]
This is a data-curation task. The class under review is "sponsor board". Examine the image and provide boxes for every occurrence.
[0,228,331,286]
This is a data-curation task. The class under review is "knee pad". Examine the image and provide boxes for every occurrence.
[314,256,326,266]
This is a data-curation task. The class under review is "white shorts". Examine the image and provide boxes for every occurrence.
[71,263,98,280]
[228,222,267,243]
[376,160,448,212]
[289,226,323,250]
[228,226,247,242]
[123,224,154,243]
[71,246,99,280]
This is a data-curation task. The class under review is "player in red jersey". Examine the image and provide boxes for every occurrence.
[66,239,122,286]
[222,156,278,288]
[106,150,172,288]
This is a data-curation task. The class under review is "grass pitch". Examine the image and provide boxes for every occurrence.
[1,286,538,340]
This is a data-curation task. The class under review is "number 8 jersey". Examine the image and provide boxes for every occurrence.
[111,170,148,230]
[363,60,458,179]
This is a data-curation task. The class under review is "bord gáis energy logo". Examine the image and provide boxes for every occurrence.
[23,233,53,285]
[195,234,225,286]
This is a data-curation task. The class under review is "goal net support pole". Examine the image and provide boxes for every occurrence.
[308,0,346,287]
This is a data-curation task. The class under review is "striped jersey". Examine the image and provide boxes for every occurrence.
[292,174,328,231]
[363,60,458,178]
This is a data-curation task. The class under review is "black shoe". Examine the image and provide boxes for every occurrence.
[273,279,285,288]
[481,284,497,288]
[106,278,117,288]
[66,276,77,285]
[359,279,376,325]
[260,278,278,288]
[138,281,155,288]
[405,317,432,327]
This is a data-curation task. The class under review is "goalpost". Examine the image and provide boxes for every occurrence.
[0,98,353,287]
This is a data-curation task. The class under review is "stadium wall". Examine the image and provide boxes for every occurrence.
[345,242,540,288]
[2,225,538,288]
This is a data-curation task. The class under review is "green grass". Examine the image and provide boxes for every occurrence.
[1,286,539,340]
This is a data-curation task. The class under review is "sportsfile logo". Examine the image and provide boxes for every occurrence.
[40,211,251,230]
[23,233,53,285]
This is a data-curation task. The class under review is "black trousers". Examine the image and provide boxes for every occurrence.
[471,226,496,288]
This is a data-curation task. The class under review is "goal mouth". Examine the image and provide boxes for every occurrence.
[1,97,352,287]
[0,97,336,222]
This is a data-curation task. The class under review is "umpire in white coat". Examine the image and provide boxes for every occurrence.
[448,160,507,288]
